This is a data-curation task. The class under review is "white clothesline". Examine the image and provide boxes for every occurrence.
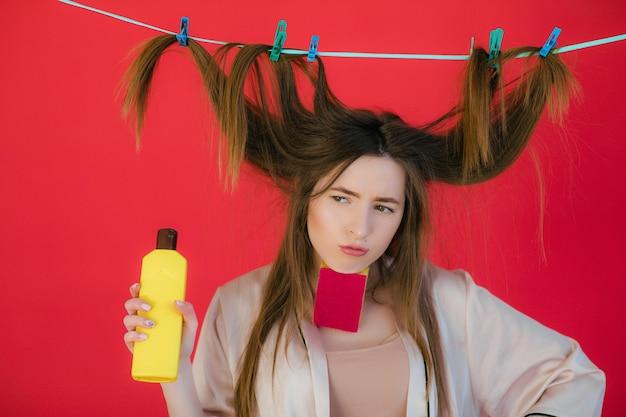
[58,0,626,61]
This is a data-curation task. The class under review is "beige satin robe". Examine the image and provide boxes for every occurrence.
[191,261,606,417]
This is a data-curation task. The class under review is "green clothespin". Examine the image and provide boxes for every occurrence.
[270,20,287,62]
[488,28,504,70]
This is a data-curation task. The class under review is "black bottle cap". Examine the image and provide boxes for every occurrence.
[156,228,178,250]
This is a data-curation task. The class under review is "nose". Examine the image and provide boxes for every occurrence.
[349,206,373,238]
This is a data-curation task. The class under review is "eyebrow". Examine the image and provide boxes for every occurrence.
[329,186,401,205]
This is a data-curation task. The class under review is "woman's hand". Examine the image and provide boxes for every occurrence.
[123,283,199,361]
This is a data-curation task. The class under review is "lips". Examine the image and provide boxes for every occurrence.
[339,245,369,256]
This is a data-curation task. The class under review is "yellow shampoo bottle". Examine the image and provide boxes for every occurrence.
[131,228,187,383]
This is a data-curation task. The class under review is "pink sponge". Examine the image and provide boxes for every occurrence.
[313,263,369,332]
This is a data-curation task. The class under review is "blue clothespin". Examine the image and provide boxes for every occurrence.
[176,16,189,47]
[270,20,287,62]
[488,28,504,70]
[308,35,320,62]
[539,27,561,57]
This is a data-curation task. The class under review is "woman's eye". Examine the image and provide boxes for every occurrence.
[376,205,394,214]
[331,196,394,214]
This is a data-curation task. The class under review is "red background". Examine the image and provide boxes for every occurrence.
[0,0,624,415]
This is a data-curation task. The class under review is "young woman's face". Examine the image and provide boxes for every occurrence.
[307,155,406,274]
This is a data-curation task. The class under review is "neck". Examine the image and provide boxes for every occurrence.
[309,258,385,296]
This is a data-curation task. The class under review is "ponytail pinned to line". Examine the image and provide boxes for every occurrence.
[116,35,179,152]
[420,45,581,185]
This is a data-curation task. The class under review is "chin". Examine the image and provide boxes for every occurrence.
[324,258,372,274]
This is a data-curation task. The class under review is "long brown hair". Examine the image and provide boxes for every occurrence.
[117,35,581,417]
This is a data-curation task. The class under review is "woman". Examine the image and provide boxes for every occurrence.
[121,34,605,417]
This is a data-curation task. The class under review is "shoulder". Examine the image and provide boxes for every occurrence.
[218,262,273,303]
[216,262,273,320]
[425,261,573,348]
[193,263,273,387]
[425,260,513,326]
[426,260,475,308]
[212,263,273,346]
[422,260,479,347]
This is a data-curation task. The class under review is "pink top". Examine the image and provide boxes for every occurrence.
[325,332,409,417]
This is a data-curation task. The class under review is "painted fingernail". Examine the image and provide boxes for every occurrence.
[141,303,151,311]
[176,300,184,306]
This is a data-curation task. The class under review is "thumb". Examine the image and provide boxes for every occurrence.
[175,300,198,328]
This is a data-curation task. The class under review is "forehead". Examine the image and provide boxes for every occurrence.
[318,155,406,196]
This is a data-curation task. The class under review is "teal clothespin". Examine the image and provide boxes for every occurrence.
[308,35,320,62]
[488,28,504,70]
[270,20,287,62]
[539,27,561,57]
[176,16,189,47]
